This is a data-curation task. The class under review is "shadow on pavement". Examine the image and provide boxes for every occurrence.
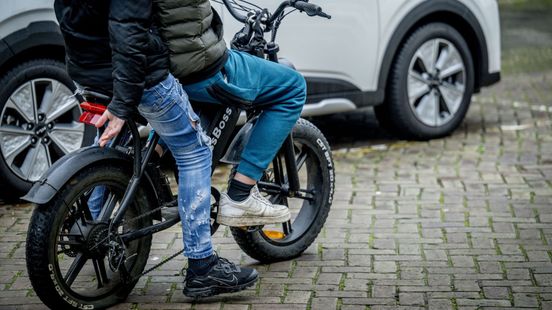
[310,107,397,150]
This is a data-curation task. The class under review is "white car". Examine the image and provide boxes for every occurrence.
[218,0,501,140]
[0,0,501,196]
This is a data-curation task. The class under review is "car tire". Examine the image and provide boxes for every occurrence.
[0,59,95,199]
[375,23,475,140]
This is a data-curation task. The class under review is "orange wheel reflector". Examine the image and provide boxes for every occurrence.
[263,230,285,239]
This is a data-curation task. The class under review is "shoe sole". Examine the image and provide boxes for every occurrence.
[183,275,258,298]
[217,212,291,227]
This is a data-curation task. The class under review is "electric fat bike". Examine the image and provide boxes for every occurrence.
[24,0,333,309]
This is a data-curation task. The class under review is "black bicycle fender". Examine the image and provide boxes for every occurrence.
[22,146,139,205]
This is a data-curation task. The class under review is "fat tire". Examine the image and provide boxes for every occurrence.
[374,23,475,140]
[0,59,95,199]
[230,118,334,263]
[26,164,152,309]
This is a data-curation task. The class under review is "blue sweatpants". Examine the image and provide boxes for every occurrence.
[182,49,306,181]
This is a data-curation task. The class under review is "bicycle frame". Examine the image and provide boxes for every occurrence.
[79,82,302,244]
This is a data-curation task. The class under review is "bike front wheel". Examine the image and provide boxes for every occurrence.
[231,118,335,263]
[26,164,153,309]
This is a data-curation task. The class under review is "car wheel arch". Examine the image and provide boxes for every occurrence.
[377,0,488,103]
[0,21,66,76]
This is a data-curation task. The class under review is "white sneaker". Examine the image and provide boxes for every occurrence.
[217,185,291,227]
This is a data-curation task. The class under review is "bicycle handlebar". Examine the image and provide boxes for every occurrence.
[221,0,330,26]
[221,0,248,23]
[293,1,328,18]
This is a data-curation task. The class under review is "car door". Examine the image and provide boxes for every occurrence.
[216,0,380,94]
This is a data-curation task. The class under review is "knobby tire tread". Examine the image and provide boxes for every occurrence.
[230,118,334,263]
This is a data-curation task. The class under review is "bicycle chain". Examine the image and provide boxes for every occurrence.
[83,199,184,281]
[130,248,185,283]
[121,199,177,227]
[117,200,186,282]
[89,200,176,252]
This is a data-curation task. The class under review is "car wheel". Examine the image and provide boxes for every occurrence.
[375,23,475,140]
[0,59,95,199]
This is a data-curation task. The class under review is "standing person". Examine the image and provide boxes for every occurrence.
[53,0,280,298]
[153,0,307,227]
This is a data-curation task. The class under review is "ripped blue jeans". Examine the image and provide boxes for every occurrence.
[89,73,213,259]
[138,73,213,259]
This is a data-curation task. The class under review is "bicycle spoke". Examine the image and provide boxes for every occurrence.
[77,194,93,221]
[92,258,109,288]
[98,193,117,222]
[282,220,293,235]
[58,239,83,247]
[64,253,88,287]
[296,189,315,201]
[295,149,308,171]
[57,248,75,255]
[272,155,284,184]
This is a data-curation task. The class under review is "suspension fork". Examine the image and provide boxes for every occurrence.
[281,134,300,194]
[266,52,300,193]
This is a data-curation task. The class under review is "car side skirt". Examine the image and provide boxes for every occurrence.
[306,77,384,108]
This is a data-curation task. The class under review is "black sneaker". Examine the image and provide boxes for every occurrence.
[183,256,258,298]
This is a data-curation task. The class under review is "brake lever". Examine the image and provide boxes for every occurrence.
[318,12,331,19]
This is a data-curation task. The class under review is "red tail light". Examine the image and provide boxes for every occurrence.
[79,102,106,126]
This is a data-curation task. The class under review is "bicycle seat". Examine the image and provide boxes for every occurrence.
[79,88,150,126]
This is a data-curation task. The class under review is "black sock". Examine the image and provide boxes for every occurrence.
[227,179,254,202]
[188,254,217,276]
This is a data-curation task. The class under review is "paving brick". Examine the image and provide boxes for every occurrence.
[483,287,510,299]
[535,274,552,286]
[310,297,337,310]
[428,299,453,310]
[513,293,539,307]
[399,293,425,306]
[451,256,475,268]
[284,291,311,304]
[372,285,397,298]
[316,273,342,285]
[373,261,396,273]
[506,268,531,280]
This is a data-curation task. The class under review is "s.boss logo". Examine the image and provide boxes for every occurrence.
[210,107,232,146]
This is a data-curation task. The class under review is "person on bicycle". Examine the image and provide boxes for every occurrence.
[154,0,306,228]
[53,0,300,298]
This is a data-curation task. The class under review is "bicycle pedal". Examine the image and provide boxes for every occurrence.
[246,225,263,233]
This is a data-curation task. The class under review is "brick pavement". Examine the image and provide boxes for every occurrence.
[2,3,552,310]
[1,72,551,309]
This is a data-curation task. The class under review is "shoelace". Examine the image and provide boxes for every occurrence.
[217,257,240,273]
[182,252,239,277]
[251,186,275,208]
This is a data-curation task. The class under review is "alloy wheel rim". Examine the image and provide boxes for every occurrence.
[0,78,84,182]
[407,38,466,127]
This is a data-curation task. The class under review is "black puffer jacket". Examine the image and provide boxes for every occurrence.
[54,0,169,120]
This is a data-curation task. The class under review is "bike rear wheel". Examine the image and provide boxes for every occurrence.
[231,118,334,263]
[26,164,153,309]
